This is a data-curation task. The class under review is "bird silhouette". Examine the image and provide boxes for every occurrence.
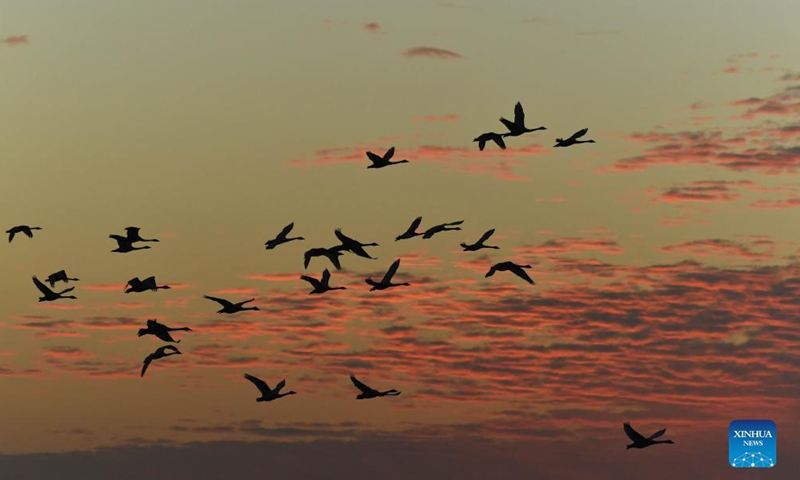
[7,225,42,243]
[334,228,379,259]
[304,246,345,270]
[485,261,535,284]
[624,422,674,449]
[204,295,260,314]
[461,229,499,251]
[141,345,181,377]
[473,132,507,151]
[46,270,80,288]
[366,147,409,169]
[125,227,159,243]
[365,259,410,291]
[300,269,347,294]
[125,276,171,293]
[109,235,151,253]
[137,319,192,343]
[32,276,77,302]
[395,216,424,241]
[350,375,400,399]
[422,220,464,239]
[499,102,546,137]
[244,373,297,402]
[554,128,595,147]
[265,223,305,250]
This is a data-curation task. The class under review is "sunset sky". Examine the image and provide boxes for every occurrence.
[1,1,799,479]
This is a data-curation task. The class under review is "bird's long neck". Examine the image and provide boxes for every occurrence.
[170,327,191,331]
[278,391,297,398]
[653,440,673,444]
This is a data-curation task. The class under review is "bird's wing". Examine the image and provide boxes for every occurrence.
[321,269,331,284]
[477,139,486,151]
[514,102,525,126]
[126,227,141,239]
[381,259,401,283]
[109,235,127,247]
[32,276,54,295]
[300,275,321,288]
[445,220,464,226]
[408,216,423,232]
[384,147,395,161]
[277,223,294,239]
[366,151,384,165]
[334,228,351,245]
[273,379,286,394]
[648,428,667,440]
[569,128,589,141]
[8,231,15,242]
[499,117,517,132]
[350,375,374,394]
[511,267,535,284]
[146,319,160,328]
[327,251,342,270]
[159,345,180,354]
[623,422,647,443]
[493,136,506,149]
[204,295,234,308]
[477,229,496,244]
[485,265,497,278]
[23,228,33,238]
[244,373,272,395]
[141,355,153,377]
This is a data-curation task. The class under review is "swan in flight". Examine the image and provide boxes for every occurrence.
[7,225,42,243]
[350,375,401,399]
[485,261,535,284]
[365,259,410,291]
[422,220,464,239]
[46,270,80,288]
[304,246,345,270]
[366,146,409,169]
[554,128,595,147]
[203,295,260,314]
[334,228,378,259]
[125,276,171,293]
[395,216,423,241]
[473,132,507,151]
[265,223,305,250]
[110,234,151,253]
[244,373,297,402]
[460,229,499,251]
[125,227,159,243]
[499,102,546,137]
[624,422,674,449]
[32,276,77,302]
[300,269,347,294]
[141,345,181,377]
[137,319,192,343]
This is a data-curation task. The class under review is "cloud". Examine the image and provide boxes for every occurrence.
[689,100,711,110]
[656,180,754,203]
[660,239,774,262]
[363,22,381,33]
[411,114,460,123]
[2,35,28,47]
[403,46,463,59]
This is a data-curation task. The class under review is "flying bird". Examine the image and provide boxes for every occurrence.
[141,345,181,377]
[300,269,347,294]
[109,234,151,253]
[6,225,41,243]
[265,223,305,250]
[499,102,546,137]
[243,373,297,402]
[304,246,345,270]
[125,276,171,293]
[350,375,401,399]
[366,146,409,169]
[461,229,499,251]
[334,228,378,259]
[422,220,464,239]
[365,259,410,291]
[624,422,674,449]
[204,295,260,314]
[32,276,77,302]
[473,132,507,151]
[395,216,423,241]
[46,270,80,288]
[485,261,535,284]
[137,319,192,343]
[554,128,595,147]
[125,227,159,243]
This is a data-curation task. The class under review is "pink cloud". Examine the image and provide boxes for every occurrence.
[403,46,462,59]
[363,22,381,33]
[411,114,460,123]
[2,35,28,47]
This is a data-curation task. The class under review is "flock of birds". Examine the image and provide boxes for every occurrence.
[5,102,673,448]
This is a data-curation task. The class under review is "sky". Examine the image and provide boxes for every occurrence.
[1,0,799,478]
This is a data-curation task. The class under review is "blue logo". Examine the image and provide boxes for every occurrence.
[729,420,776,468]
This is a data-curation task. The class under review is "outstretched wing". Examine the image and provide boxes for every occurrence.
[498,117,516,132]
[23,228,34,238]
[492,136,506,149]
[109,234,127,247]
[321,269,331,284]
[511,267,535,285]
[568,128,589,141]
[477,229,496,244]
[244,373,272,395]
[204,295,234,308]
[384,147,395,161]
[141,355,153,377]
[300,275,321,289]
[350,375,375,394]
[408,216,423,232]
[381,259,401,284]
[146,319,161,329]
[277,223,294,239]
[273,379,286,394]
[623,422,647,443]
[366,151,384,165]
[334,228,352,245]
[32,276,54,296]
[648,428,667,440]
[514,102,525,126]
